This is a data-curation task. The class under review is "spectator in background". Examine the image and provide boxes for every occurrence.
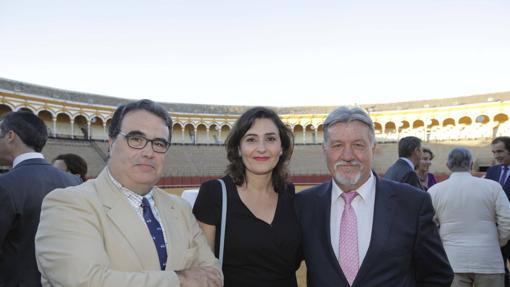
[429,147,510,287]
[416,147,438,190]
[53,153,88,182]
[486,136,510,287]
[384,136,424,190]
[0,111,81,287]
[193,107,302,287]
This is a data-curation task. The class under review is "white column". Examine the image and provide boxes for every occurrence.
[70,120,75,139]
[52,118,57,137]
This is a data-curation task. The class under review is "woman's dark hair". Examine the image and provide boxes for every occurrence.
[53,153,88,182]
[422,147,434,160]
[225,107,293,192]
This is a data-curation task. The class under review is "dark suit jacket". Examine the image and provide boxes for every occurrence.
[486,164,510,201]
[384,158,423,190]
[295,174,453,287]
[0,158,81,287]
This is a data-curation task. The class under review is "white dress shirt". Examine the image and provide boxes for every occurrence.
[12,152,44,168]
[330,173,375,266]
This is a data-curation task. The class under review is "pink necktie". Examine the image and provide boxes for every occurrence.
[339,191,359,286]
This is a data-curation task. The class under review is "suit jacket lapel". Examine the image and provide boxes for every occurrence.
[354,175,395,285]
[94,169,160,270]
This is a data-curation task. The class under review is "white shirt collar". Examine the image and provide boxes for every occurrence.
[449,171,471,178]
[331,171,376,201]
[400,157,415,170]
[12,152,44,168]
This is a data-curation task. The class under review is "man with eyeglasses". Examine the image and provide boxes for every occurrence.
[35,99,222,287]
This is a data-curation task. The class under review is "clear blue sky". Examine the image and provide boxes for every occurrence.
[1,0,509,106]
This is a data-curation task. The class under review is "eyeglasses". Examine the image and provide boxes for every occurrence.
[119,132,170,153]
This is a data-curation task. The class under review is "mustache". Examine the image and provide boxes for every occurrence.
[334,160,362,169]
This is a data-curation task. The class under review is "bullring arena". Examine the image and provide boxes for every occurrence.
[2,77,509,286]
[1,77,508,186]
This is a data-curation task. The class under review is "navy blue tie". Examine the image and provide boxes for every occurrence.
[141,197,167,270]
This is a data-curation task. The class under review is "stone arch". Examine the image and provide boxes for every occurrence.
[293,125,304,144]
[74,115,88,139]
[37,110,53,136]
[374,122,383,134]
[90,116,105,140]
[476,115,490,124]
[183,123,195,144]
[413,120,424,128]
[220,125,231,143]
[56,113,72,137]
[427,119,440,129]
[399,120,410,131]
[316,124,324,143]
[0,104,13,117]
[209,124,221,144]
[196,123,207,144]
[172,123,184,144]
[494,113,509,123]
[18,107,34,113]
[384,122,396,133]
[458,116,472,125]
[442,118,455,127]
[304,124,315,144]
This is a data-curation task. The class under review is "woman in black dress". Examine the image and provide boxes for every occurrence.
[193,107,302,287]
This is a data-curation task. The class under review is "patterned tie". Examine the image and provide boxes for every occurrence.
[500,166,509,186]
[141,197,167,270]
[339,191,359,286]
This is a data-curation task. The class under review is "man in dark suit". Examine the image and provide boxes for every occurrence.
[296,106,453,287]
[0,111,81,287]
[486,136,510,287]
[384,136,424,189]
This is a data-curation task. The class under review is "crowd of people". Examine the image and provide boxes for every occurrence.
[1,99,509,287]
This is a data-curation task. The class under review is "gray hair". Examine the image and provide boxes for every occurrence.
[447,147,472,171]
[323,106,375,145]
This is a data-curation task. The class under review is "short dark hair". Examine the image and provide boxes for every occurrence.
[225,107,293,192]
[53,153,88,181]
[0,111,48,152]
[492,136,510,152]
[398,136,422,158]
[108,99,172,141]
[422,147,434,160]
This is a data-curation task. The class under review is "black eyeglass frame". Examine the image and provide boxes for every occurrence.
[118,131,170,153]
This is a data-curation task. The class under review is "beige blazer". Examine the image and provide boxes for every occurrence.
[35,169,221,287]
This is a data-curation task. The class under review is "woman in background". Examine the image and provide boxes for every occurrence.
[417,147,437,190]
[193,107,301,287]
[52,153,88,182]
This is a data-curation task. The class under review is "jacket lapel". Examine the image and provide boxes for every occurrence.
[94,169,160,270]
[353,175,394,286]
